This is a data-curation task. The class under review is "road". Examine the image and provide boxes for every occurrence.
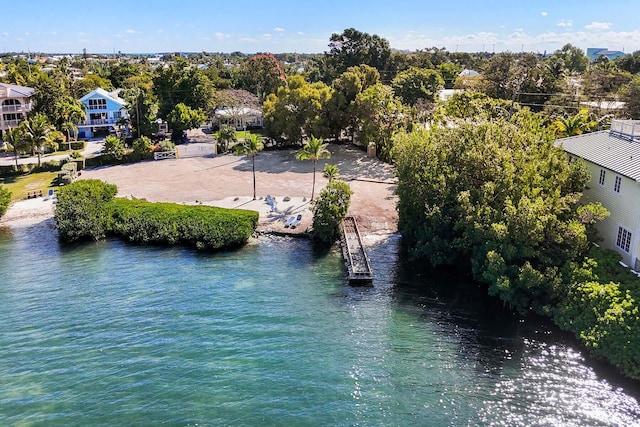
[0,139,104,166]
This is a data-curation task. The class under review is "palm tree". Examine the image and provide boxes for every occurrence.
[61,121,78,147]
[296,135,331,200]
[214,126,237,152]
[554,108,597,137]
[322,163,339,183]
[4,126,24,169]
[234,133,264,200]
[55,97,86,148]
[21,113,60,167]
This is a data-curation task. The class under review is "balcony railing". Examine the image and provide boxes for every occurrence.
[1,119,22,129]
[81,118,117,126]
[0,103,32,113]
[610,119,640,142]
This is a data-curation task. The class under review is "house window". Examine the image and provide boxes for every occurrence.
[599,169,606,186]
[88,99,107,110]
[616,226,632,253]
[614,176,622,193]
[113,111,121,120]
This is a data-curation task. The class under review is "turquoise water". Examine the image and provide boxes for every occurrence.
[0,221,639,426]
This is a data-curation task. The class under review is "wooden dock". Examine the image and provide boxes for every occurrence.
[340,216,373,285]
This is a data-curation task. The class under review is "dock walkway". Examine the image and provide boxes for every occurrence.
[341,216,373,284]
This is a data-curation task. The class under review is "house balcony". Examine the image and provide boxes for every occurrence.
[0,119,23,129]
[0,103,32,113]
[610,119,640,142]
[80,118,119,126]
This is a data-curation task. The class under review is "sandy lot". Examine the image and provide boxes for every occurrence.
[1,143,398,236]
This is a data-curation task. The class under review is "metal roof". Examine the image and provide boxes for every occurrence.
[555,130,640,182]
[0,82,35,97]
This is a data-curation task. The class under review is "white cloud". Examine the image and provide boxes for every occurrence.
[125,29,139,34]
[215,32,229,41]
[239,37,257,43]
[557,20,573,28]
[297,31,304,36]
[585,21,611,30]
[273,27,285,32]
[263,33,272,40]
[1,32,8,37]
[157,28,164,33]
[541,11,548,17]
[24,32,30,36]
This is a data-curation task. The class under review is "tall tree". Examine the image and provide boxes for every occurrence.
[20,113,61,167]
[55,97,86,147]
[3,126,24,169]
[550,44,589,73]
[166,103,206,142]
[235,53,286,101]
[234,133,264,200]
[621,75,640,119]
[296,135,331,200]
[392,67,444,106]
[324,28,392,82]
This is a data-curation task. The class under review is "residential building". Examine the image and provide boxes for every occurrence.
[555,120,640,269]
[0,82,34,133]
[211,106,263,131]
[586,47,626,62]
[77,87,129,139]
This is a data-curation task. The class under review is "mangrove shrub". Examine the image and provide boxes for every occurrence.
[55,179,258,250]
[311,180,353,243]
[0,185,11,218]
[55,179,118,242]
[394,116,603,314]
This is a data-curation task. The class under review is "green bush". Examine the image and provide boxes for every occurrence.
[58,141,86,151]
[132,136,154,160]
[54,180,258,250]
[108,199,258,250]
[55,179,118,242]
[0,185,11,217]
[311,180,352,243]
[102,136,126,160]
[555,246,640,380]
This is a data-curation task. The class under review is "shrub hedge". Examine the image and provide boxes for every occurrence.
[0,185,11,218]
[555,246,640,380]
[55,179,258,250]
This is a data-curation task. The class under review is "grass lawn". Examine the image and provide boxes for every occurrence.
[0,172,58,202]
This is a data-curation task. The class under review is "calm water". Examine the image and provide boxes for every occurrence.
[0,220,639,426]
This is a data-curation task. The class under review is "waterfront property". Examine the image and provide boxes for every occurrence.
[555,120,640,268]
[340,215,373,284]
[0,82,34,133]
[77,87,129,139]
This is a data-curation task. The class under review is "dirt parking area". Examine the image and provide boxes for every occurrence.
[81,144,398,236]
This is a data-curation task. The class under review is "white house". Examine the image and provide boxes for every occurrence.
[77,87,129,139]
[0,82,34,133]
[555,120,640,269]
[211,106,263,131]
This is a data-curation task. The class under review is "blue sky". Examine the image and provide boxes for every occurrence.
[3,0,640,54]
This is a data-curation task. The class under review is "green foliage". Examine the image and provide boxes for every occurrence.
[394,119,600,314]
[108,199,258,250]
[132,136,154,160]
[234,134,265,200]
[167,103,206,140]
[324,28,392,82]
[55,180,118,242]
[263,75,333,143]
[555,247,640,380]
[102,135,126,160]
[235,53,286,100]
[54,180,258,250]
[392,67,444,105]
[322,163,339,183]
[353,83,406,161]
[0,185,11,217]
[549,44,589,73]
[156,139,175,152]
[621,75,640,120]
[214,127,237,152]
[311,180,353,243]
[553,108,597,137]
[20,113,61,167]
[296,136,331,200]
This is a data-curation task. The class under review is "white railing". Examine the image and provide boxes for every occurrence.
[154,150,177,160]
[1,103,31,113]
[1,119,22,128]
[81,118,117,126]
[610,119,640,141]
